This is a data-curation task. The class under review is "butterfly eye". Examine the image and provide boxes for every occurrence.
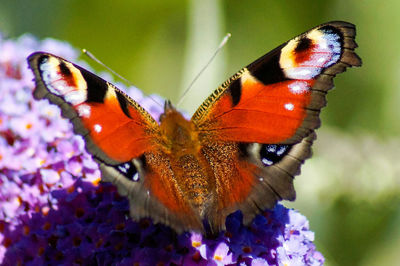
[239,143,292,167]
[260,144,291,166]
[159,113,166,122]
[116,161,139,181]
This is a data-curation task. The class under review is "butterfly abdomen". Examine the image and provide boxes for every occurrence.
[173,154,214,214]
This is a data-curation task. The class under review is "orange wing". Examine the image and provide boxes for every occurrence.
[28,52,159,165]
[192,21,361,145]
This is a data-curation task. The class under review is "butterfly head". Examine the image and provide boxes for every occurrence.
[159,100,177,123]
[163,99,174,112]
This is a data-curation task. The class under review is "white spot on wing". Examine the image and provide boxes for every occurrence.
[262,158,273,166]
[284,67,319,79]
[319,40,328,49]
[289,81,309,94]
[118,163,130,174]
[267,145,276,152]
[65,90,86,105]
[284,103,294,111]
[132,173,139,181]
[317,57,327,63]
[77,104,91,118]
[277,146,287,156]
[94,124,102,133]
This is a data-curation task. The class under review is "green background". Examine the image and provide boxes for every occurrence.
[1,0,399,265]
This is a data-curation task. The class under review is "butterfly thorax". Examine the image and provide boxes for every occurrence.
[158,103,213,216]
[159,103,200,153]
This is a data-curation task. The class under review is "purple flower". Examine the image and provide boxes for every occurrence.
[0,33,324,265]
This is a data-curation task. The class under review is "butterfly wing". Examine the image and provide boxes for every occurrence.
[28,52,160,164]
[28,53,203,232]
[191,21,361,230]
[192,21,361,143]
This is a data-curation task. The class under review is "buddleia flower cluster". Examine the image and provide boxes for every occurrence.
[0,33,324,265]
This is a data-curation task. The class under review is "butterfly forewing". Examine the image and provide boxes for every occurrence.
[28,53,160,164]
[192,21,361,144]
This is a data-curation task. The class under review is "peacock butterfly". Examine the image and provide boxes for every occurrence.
[27,21,361,233]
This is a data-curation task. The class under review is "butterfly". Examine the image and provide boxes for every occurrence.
[28,21,361,234]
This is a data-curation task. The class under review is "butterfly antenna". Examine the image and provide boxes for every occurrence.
[176,33,231,107]
[82,49,163,108]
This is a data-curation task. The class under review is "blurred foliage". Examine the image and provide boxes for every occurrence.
[285,128,400,266]
[0,0,399,265]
